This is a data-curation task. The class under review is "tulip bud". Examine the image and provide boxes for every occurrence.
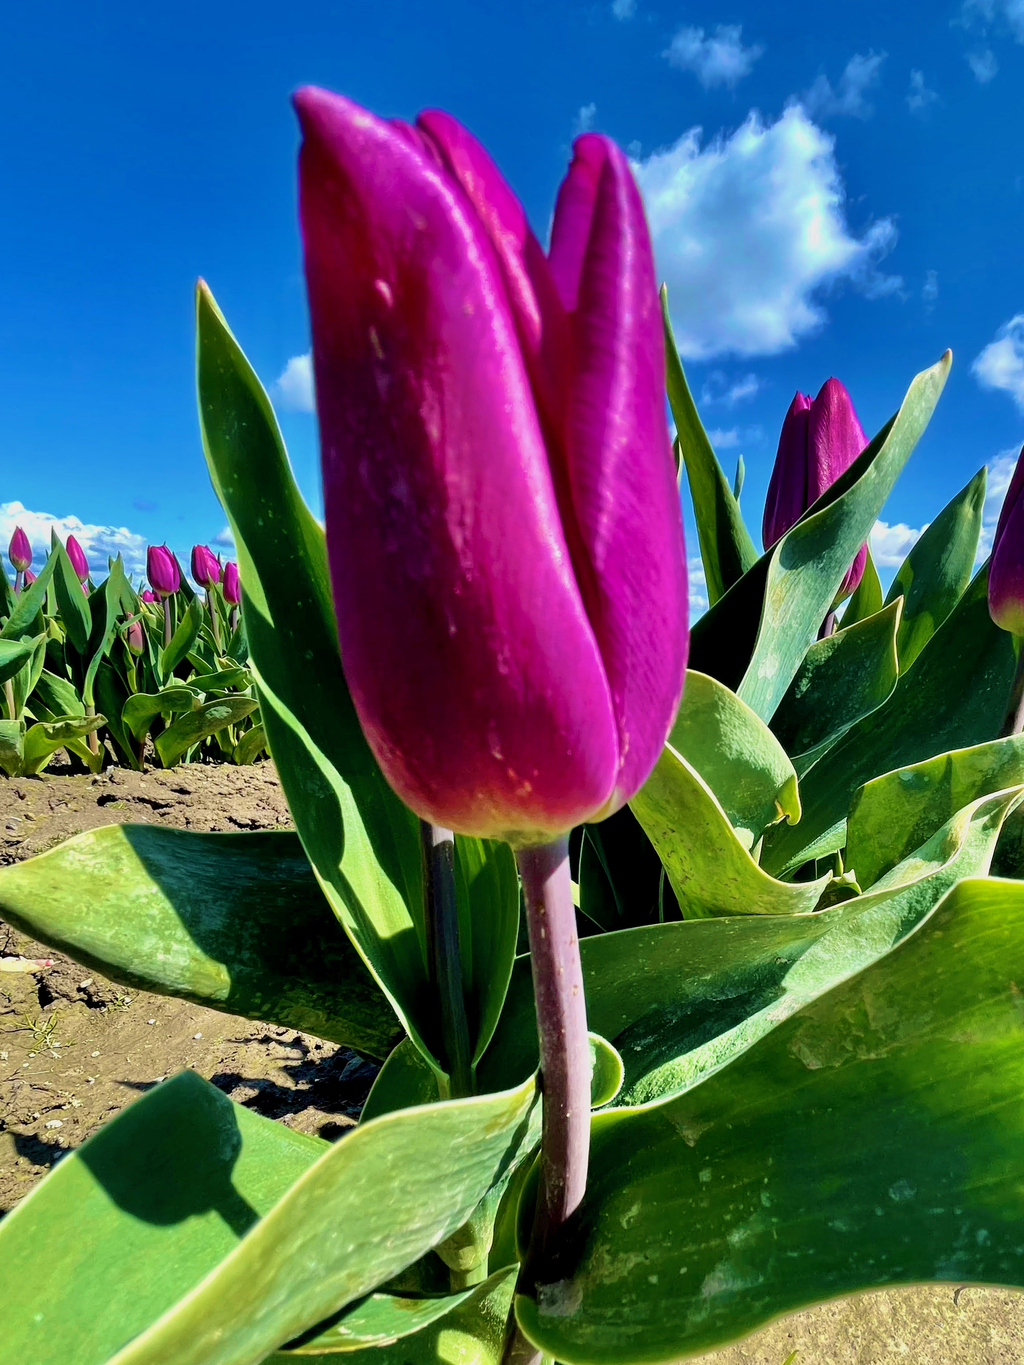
[140,588,158,604]
[147,545,180,598]
[295,89,688,844]
[989,443,1024,637]
[222,561,240,605]
[24,569,36,587]
[763,378,868,601]
[126,619,145,656]
[66,535,90,583]
[191,544,221,589]
[8,527,31,573]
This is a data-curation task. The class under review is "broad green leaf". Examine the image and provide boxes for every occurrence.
[0,825,400,1056]
[846,734,1024,889]
[667,670,799,848]
[50,533,92,655]
[515,876,1024,1364]
[195,283,432,1071]
[662,287,758,605]
[161,596,205,680]
[233,723,268,765]
[11,632,47,717]
[0,636,37,686]
[277,1266,518,1356]
[762,564,1016,878]
[83,555,128,704]
[839,543,883,628]
[689,353,950,714]
[95,659,141,770]
[122,685,200,740]
[0,719,25,776]
[0,546,55,640]
[630,744,827,918]
[190,665,252,692]
[29,666,84,719]
[155,695,258,767]
[0,560,14,620]
[886,468,985,670]
[454,835,520,1068]
[21,713,105,776]
[770,599,902,770]
[0,1068,535,1365]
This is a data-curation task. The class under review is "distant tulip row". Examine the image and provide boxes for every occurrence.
[5,85,1024,1365]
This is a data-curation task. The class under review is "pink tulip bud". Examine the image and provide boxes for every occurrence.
[989,443,1024,636]
[140,588,158,604]
[763,378,868,601]
[126,619,145,655]
[8,526,31,573]
[24,568,36,587]
[222,561,240,605]
[294,90,688,843]
[66,534,90,582]
[147,545,180,598]
[191,544,221,589]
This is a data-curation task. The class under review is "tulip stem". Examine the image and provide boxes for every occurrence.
[205,589,222,651]
[420,821,474,1099]
[3,680,15,722]
[13,570,21,597]
[162,596,173,649]
[1000,640,1024,738]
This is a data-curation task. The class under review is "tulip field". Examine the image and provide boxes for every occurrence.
[4,84,1024,1365]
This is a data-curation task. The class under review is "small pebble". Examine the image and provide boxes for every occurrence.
[44,1120,63,1130]
[193,1032,202,1040]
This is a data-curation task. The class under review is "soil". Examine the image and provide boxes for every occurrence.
[2,763,1022,1361]
[0,761,378,1218]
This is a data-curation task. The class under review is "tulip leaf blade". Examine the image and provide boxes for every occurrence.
[160,596,205,681]
[514,876,1024,1365]
[885,466,986,670]
[661,286,758,607]
[0,546,56,641]
[840,543,884,628]
[0,636,38,686]
[50,532,93,656]
[21,713,106,776]
[153,694,258,767]
[0,823,401,1056]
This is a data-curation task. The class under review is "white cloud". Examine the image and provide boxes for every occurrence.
[967,47,999,80]
[273,353,315,413]
[688,555,709,616]
[663,25,763,89]
[803,51,886,119]
[574,102,598,134]
[978,449,1021,556]
[870,519,927,567]
[961,0,1024,41]
[922,270,939,302]
[636,105,901,360]
[212,526,235,549]
[701,371,762,406]
[972,315,1024,409]
[906,69,939,114]
[708,427,741,449]
[0,502,150,581]
[611,0,636,18]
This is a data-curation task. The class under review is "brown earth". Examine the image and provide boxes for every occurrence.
[1,763,1022,1361]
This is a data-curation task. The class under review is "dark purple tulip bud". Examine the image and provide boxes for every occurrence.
[24,568,36,586]
[126,620,145,655]
[294,89,688,844]
[140,588,158,604]
[66,534,90,582]
[147,545,180,598]
[8,527,31,572]
[989,443,1024,638]
[222,561,240,606]
[763,378,868,600]
[191,543,221,589]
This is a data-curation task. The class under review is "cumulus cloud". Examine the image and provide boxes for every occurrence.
[906,69,939,114]
[922,270,939,303]
[972,315,1024,409]
[611,0,636,18]
[978,449,1021,556]
[574,102,598,134]
[273,353,315,413]
[960,0,1024,41]
[708,427,741,449]
[663,24,763,89]
[870,519,926,567]
[0,502,150,580]
[701,371,762,406]
[212,526,236,549]
[967,47,999,80]
[688,555,709,616]
[803,51,886,119]
[635,105,901,360]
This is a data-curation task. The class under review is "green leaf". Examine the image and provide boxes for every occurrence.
[195,283,434,1071]
[666,670,800,848]
[455,836,520,1068]
[82,555,127,704]
[21,713,105,776]
[27,667,84,719]
[11,633,47,718]
[770,599,902,770]
[762,564,1016,879]
[161,597,205,680]
[662,287,758,605]
[630,743,827,918]
[233,722,268,765]
[95,659,141,769]
[122,686,200,741]
[514,876,1024,1364]
[0,636,37,686]
[50,532,92,655]
[885,468,986,670]
[1,547,55,641]
[689,354,951,715]
[154,695,258,767]
[0,719,25,776]
[0,825,401,1056]
[189,665,252,692]
[839,544,883,629]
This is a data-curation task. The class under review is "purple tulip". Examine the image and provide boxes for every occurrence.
[294,89,688,843]
[140,588,158,604]
[65,534,90,583]
[126,619,145,656]
[763,378,869,600]
[222,561,240,606]
[989,443,1024,637]
[147,545,180,598]
[8,527,31,573]
[24,568,36,587]
[191,543,221,589]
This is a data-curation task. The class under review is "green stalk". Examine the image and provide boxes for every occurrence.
[205,588,222,651]
[420,820,473,1099]
[3,679,15,722]
[999,637,1024,738]
[162,596,173,648]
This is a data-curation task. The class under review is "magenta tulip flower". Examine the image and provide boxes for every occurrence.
[990,444,1024,638]
[222,561,240,606]
[763,378,868,601]
[126,619,145,656]
[294,88,688,846]
[191,544,221,589]
[24,568,36,587]
[65,534,89,583]
[147,545,180,598]
[8,527,31,573]
[140,588,158,604]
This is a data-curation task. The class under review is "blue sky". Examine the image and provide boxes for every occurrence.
[3,0,1024,606]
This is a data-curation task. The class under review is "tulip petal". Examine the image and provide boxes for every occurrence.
[806,377,868,504]
[989,445,1024,636]
[294,87,618,841]
[551,134,689,809]
[762,392,812,549]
